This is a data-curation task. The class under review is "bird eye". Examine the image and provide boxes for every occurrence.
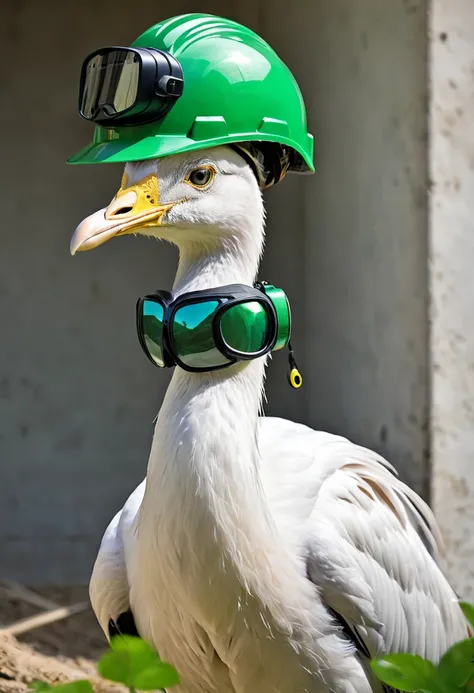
[185,166,215,188]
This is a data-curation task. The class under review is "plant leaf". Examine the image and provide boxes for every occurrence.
[29,683,53,692]
[438,637,474,688]
[371,654,438,692]
[98,649,132,686]
[98,635,178,689]
[134,662,180,690]
[58,683,94,693]
[30,682,94,693]
[460,602,474,631]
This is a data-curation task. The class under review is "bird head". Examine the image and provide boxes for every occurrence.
[70,146,264,258]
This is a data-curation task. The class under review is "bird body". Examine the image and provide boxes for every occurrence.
[74,148,468,693]
[90,415,467,693]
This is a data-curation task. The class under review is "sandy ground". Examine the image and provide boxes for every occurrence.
[0,587,124,693]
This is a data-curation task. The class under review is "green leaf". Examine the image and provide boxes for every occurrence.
[371,654,439,692]
[30,682,94,693]
[133,662,180,690]
[97,635,179,689]
[29,683,52,692]
[460,602,474,631]
[98,635,156,686]
[438,637,474,688]
[55,683,94,693]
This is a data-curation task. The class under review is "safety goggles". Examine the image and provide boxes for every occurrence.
[79,46,184,126]
[136,283,291,373]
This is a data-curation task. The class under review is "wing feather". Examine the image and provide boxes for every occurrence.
[89,481,145,637]
[305,439,468,661]
[259,418,468,666]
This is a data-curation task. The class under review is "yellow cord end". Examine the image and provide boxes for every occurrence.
[288,368,303,389]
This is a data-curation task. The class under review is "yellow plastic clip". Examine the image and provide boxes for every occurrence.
[287,341,303,389]
[288,367,303,389]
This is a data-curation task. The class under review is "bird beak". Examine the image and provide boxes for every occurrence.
[70,172,177,255]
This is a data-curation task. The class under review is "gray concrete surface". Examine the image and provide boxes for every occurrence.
[264,0,430,497]
[430,0,474,599]
[0,0,430,583]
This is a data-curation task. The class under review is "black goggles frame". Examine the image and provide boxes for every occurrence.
[136,284,279,373]
[79,46,184,126]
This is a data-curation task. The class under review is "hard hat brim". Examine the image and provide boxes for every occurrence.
[67,132,314,173]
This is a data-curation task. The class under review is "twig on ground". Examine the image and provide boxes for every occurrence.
[0,602,90,636]
[0,580,60,611]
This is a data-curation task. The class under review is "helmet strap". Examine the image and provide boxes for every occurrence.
[231,142,291,190]
[230,144,262,186]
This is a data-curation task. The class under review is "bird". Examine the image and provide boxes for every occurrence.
[70,144,469,693]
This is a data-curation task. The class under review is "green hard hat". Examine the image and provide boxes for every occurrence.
[68,13,314,174]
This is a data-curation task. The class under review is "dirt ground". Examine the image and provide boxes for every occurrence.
[0,587,124,693]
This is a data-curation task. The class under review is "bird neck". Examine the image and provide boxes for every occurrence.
[143,234,271,583]
[142,234,292,623]
[172,224,263,295]
[137,236,345,691]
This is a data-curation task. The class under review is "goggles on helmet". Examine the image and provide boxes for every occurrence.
[79,46,184,126]
[136,283,291,373]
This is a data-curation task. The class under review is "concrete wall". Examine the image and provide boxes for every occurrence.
[0,0,429,583]
[430,0,474,599]
[265,0,430,495]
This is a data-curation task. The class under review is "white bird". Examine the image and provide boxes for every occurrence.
[71,145,469,693]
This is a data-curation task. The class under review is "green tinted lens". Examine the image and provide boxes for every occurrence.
[220,301,269,354]
[173,301,230,368]
[142,300,165,366]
